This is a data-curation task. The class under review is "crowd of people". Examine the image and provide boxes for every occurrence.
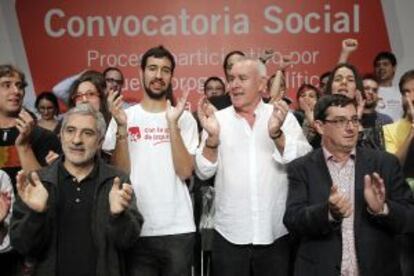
[0,39,413,276]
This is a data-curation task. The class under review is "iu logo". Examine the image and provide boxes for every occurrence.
[128,126,141,142]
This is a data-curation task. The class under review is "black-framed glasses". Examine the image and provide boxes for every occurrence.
[323,117,360,128]
[105,78,123,85]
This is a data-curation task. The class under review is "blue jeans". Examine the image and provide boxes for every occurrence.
[127,232,195,276]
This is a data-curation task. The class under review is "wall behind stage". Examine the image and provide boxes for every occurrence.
[0,0,414,111]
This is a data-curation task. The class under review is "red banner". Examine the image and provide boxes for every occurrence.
[16,0,390,110]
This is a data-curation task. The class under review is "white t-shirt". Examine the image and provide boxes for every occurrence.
[103,104,199,236]
[376,86,403,122]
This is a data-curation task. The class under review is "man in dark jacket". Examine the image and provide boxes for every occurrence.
[284,94,414,276]
[10,103,143,276]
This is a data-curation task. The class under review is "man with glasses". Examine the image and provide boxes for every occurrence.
[103,67,124,95]
[103,67,135,109]
[284,94,413,276]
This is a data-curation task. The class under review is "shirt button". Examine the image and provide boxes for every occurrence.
[77,187,81,192]
[75,198,81,203]
[72,178,77,182]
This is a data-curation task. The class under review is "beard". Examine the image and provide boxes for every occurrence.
[144,79,171,100]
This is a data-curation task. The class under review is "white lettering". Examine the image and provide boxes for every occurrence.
[44,8,65,37]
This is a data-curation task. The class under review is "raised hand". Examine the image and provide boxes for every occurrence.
[15,109,35,146]
[16,171,48,213]
[355,90,366,120]
[166,90,189,124]
[329,184,353,220]
[268,100,289,138]
[107,88,127,127]
[342,38,358,53]
[45,150,60,165]
[0,192,11,222]
[197,96,220,144]
[364,173,386,214]
[259,49,275,64]
[279,54,294,71]
[109,177,133,216]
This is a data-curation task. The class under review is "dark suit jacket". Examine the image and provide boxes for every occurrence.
[284,147,414,276]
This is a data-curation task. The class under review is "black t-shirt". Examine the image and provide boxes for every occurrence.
[361,113,378,129]
[57,162,98,276]
[0,126,61,190]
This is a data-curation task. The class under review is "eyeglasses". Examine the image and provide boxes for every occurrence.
[105,78,123,85]
[323,117,360,128]
[72,91,100,102]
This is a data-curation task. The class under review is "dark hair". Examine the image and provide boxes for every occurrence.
[0,64,27,89]
[223,50,245,80]
[296,83,320,110]
[35,91,60,115]
[362,73,379,83]
[314,94,357,122]
[296,83,320,100]
[373,51,397,67]
[399,69,414,94]
[68,70,110,124]
[140,45,175,73]
[324,63,364,97]
[103,67,124,85]
[320,71,331,82]
[204,76,225,94]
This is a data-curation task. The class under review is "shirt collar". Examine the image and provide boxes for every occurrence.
[322,146,356,163]
[230,99,267,118]
[59,158,99,182]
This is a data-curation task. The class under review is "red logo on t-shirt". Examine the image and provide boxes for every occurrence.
[128,126,141,142]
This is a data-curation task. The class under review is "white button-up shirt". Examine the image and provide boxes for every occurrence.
[195,101,312,245]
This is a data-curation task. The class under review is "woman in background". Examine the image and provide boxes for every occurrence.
[35,91,60,133]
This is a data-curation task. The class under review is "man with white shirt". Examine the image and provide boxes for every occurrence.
[195,58,311,276]
[103,45,198,276]
[374,51,404,121]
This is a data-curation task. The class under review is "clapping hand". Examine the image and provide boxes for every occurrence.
[166,90,189,124]
[268,100,289,138]
[109,177,134,216]
[16,171,48,213]
[197,97,220,146]
[0,192,11,222]
[364,173,386,214]
[15,109,35,146]
[329,184,353,220]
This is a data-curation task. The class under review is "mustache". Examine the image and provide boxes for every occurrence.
[150,79,166,86]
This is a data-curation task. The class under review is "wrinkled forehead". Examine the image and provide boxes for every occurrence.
[230,60,256,76]
[65,113,96,128]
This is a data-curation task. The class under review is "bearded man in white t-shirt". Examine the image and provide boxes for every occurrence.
[103,45,199,276]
